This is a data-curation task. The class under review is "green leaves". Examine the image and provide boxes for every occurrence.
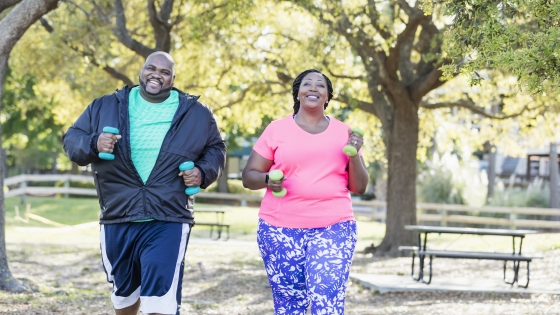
[427,0,560,94]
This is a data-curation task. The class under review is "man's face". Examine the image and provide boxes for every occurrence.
[139,54,175,95]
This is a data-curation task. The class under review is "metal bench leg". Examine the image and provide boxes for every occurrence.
[504,260,523,286]
[224,225,230,241]
[418,254,425,282]
[420,255,433,285]
[517,261,531,288]
[411,253,420,281]
[216,225,222,240]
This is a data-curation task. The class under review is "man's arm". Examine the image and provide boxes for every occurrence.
[194,113,226,189]
[62,101,100,166]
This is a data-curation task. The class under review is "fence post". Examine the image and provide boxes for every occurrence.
[241,196,247,207]
[509,211,517,230]
[440,209,447,227]
[20,179,27,204]
[25,203,30,220]
[64,178,69,199]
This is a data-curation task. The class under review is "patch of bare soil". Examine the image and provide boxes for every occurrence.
[1,227,559,314]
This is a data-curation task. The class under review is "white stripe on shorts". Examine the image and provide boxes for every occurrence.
[100,225,141,309]
[100,223,191,313]
[139,223,190,314]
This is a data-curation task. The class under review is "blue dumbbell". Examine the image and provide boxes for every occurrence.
[178,161,201,195]
[98,126,120,160]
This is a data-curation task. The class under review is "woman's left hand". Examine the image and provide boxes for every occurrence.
[347,128,363,152]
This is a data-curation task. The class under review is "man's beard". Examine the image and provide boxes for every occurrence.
[139,77,173,96]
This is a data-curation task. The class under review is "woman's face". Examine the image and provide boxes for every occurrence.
[297,72,328,112]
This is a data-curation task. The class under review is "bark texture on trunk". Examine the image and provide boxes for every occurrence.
[487,145,497,201]
[372,97,419,256]
[0,0,60,292]
[0,56,23,292]
[217,157,229,193]
[550,143,559,209]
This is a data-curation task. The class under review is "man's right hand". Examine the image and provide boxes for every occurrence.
[97,132,122,153]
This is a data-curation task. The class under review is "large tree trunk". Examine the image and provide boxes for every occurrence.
[550,143,559,209]
[0,0,60,292]
[0,56,28,292]
[368,98,419,256]
[487,145,497,202]
[0,56,20,292]
[217,157,229,193]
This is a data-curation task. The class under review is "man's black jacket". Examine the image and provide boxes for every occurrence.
[63,86,226,224]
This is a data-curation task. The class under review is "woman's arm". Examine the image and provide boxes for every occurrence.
[348,155,369,194]
[345,127,370,194]
[242,151,286,193]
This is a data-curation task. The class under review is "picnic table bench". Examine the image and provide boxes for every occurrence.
[194,208,230,240]
[398,225,542,288]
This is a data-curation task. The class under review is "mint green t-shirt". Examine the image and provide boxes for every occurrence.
[129,86,179,184]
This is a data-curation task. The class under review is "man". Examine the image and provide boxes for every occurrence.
[63,51,226,315]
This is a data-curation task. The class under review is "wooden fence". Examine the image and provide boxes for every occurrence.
[4,174,560,230]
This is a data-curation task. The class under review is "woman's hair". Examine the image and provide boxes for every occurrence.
[292,69,333,114]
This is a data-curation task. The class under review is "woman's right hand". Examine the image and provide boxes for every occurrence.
[268,175,286,194]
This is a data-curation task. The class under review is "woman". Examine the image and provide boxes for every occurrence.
[242,69,369,315]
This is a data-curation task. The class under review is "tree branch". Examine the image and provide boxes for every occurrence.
[0,0,59,56]
[39,18,134,86]
[65,0,90,17]
[147,0,172,52]
[213,81,285,111]
[420,100,537,120]
[90,0,111,23]
[336,93,379,118]
[113,0,155,58]
[386,8,427,78]
[366,0,391,39]
[410,62,445,103]
[322,59,365,81]
[0,0,21,13]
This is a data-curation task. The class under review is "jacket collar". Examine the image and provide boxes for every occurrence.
[114,85,200,104]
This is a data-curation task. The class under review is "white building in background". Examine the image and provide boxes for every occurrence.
[483,145,560,185]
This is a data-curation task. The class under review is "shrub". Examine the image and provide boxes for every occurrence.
[489,177,549,208]
[417,153,487,206]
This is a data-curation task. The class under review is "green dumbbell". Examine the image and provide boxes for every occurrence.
[98,126,120,160]
[342,127,364,157]
[268,169,287,198]
[179,161,201,195]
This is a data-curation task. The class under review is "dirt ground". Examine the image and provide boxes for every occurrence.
[1,225,560,315]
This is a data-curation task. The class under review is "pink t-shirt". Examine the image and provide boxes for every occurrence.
[253,115,357,228]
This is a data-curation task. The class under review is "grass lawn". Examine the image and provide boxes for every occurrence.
[4,196,560,252]
[4,196,387,246]
[2,197,560,314]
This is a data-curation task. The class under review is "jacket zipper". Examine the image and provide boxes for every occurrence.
[120,87,148,218]
[94,170,106,211]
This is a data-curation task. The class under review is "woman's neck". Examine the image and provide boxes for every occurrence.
[294,111,329,134]
[294,111,328,126]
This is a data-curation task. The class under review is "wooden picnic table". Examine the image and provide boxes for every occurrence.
[194,208,230,240]
[399,225,542,288]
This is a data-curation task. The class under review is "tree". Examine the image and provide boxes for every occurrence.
[0,0,60,292]
[32,0,261,187]
[2,67,67,174]
[421,0,560,94]
[276,0,548,255]
[421,0,560,207]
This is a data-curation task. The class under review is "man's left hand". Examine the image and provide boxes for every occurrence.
[178,167,202,187]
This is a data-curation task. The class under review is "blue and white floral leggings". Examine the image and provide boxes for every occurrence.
[257,218,358,315]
